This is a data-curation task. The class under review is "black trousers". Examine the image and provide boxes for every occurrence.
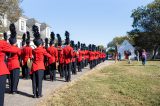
[64,63,71,82]
[58,64,64,78]
[72,62,77,75]
[90,60,93,69]
[78,61,82,72]
[22,65,25,78]
[0,75,7,106]
[86,59,88,67]
[22,63,30,79]
[49,63,56,81]
[81,60,83,69]
[31,70,44,96]
[44,66,49,80]
[93,60,95,68]
[10,68,20,93]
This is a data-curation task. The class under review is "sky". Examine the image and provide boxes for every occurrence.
[21,0,154,47]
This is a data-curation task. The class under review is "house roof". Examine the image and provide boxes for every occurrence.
[40,23,51,31]
[27,18,41,28]
[20,15,29,20]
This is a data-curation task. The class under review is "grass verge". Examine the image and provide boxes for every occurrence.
[40,61,160,106]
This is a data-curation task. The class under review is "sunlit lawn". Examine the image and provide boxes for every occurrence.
[42,61,160,106]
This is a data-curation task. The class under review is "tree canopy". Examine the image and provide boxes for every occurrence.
[107,36,134,48]
[129,0,160,51]
[128,0,160,59]
[0,0,22,31]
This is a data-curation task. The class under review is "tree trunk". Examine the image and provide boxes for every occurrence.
[152,45,159,60]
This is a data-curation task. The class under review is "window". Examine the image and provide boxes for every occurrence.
[46,28,50,38]
[0,14,4,26]
[21,21,24,31]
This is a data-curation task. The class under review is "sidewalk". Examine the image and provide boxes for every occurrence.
[4,61,113,106]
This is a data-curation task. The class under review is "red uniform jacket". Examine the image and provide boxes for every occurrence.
[0,40,19,75]
[72,51,78,62]
[31,47,52,74]
[57,46,64,64]
[47,46,58,65]
[93,52,96,60]
[21,45,32,65]
[77,50,83,62]
[103,53,106,59]
[89,51,94,61]
[85,50,89,60]
[63,45,73,64]
[7,46,21,71]
[82,50,85,60]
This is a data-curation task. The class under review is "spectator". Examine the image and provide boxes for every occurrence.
[141,49,147,66]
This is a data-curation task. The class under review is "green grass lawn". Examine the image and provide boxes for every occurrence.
[42,61,160,106]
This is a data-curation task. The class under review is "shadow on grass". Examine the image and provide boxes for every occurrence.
[122,64,160,68]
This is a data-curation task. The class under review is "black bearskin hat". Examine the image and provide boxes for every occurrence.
[26,31,30,44]
[57,34,62,46]
[22,33,26,46]
[75,44,78,50]
[3,32,7,41]
[81,43,84,50]
[32,25,42,46]
[65,31,70,45]
[83,43,87,50]
[50,32,55,45]
[92,44,95,51]
[88,44,92,51]
[45,38,49,49]
[9,23,17,45]
[78,41,80,49]
[70,40,75,48]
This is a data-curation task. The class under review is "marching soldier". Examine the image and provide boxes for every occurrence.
[77,41,83,72]
[81,44,85,69]
[21,31,32,79]
[0,32,20,106]
[30,25,52,98]
[63,31,73,82]
[47,32,58,81]
[92,44,96,68]
[88,44,93,69]
[21,33,26,79]
[70,40,77,75]
[57,34,64,78]
[43,38,49,80]
[7,24,21,94]
[84,44,89,67]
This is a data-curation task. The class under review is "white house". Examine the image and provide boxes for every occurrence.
[15,15,28,34]
[40,23,51,39]
[27,18,41,32]
[118,40,135,59]
[0,14,51,47]
[0,13,7,28]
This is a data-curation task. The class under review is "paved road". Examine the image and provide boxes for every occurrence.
[4,61,113,106]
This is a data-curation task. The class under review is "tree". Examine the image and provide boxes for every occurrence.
[107,36,134,48]
[129,0,160,59]
[0,0,22,32]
